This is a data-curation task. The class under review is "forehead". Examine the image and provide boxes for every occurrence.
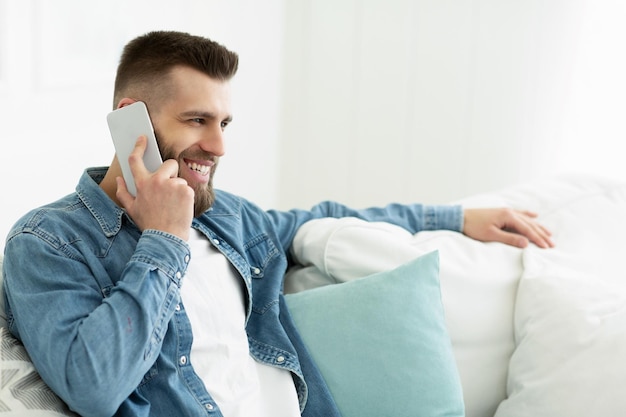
[163,65,232,113]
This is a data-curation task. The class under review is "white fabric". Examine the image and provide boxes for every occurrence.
[182,229,300,417]
[0,327,77,416]
[494,178,626,417]
[285,218,522,417]
[3,173,626,416]
[0,255,6,329]
[284,174,626,417]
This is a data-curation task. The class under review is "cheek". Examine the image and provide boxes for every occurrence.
[155,136,181,161]
[154,127,184,160]
[159,144,178,161]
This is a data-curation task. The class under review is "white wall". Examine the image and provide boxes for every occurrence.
[2,1,626,252]
[0,0,284,252]
[277,0,626,209]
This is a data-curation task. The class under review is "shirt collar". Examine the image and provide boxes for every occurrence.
[75,167,126,237]
[75,167,239,237]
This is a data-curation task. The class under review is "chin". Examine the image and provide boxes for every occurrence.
[193,186,216,217]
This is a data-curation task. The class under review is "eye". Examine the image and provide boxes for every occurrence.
[191,118,205,125]
[220,120,230,130]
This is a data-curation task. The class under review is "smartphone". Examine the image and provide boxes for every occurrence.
[107,101,163,196]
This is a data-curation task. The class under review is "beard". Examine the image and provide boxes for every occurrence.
[157,136,219,217]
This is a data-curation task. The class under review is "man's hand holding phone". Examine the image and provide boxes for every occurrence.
[107,101,193,241]
[116,136,194,242]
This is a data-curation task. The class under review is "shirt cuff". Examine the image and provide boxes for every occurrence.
[423,205,463,232]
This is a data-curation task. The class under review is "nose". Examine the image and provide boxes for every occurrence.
[199,125,225,157]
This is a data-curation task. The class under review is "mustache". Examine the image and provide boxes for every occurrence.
[179,149,218,163]
[160,146,219,166]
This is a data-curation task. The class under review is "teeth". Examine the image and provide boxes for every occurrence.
[187,162,211,175]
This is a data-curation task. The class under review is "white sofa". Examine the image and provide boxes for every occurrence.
[2,174,626,416]
[283,174,626,417]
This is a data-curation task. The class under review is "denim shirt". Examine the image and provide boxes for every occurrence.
[2,167,462,417]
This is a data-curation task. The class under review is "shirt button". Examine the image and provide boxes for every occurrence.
[276,355,285,363]
[179,356,187,365]
[253,267,261,275]
[213,239,220,245]
[175,271,182,279]
[206,403,215,411]
[175,304,181,311]
[184,255,190,263]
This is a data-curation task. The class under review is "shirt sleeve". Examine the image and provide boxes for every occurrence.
[266,201,463,253]
[2,229,190,417]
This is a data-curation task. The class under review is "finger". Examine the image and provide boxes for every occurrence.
[535,226,555,248]
[492,228,530,248]
[501,215,548,249]
[507,210,555,247]
[518,210,538,218]
[127,136,150,180]
[115,176,133,209]
[159,159,181,179]
[516,220,554,249]
[518,210,554,239]
[536,222,553,237]
[519,216,555,247]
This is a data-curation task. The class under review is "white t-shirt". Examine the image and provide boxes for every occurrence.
[180,229,301,417]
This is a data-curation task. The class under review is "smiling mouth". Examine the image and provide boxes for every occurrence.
[186,161,211,176]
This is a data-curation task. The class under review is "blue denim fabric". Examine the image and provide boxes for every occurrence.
[2,167,462,417]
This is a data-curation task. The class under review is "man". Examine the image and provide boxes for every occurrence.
[2,31,553,417]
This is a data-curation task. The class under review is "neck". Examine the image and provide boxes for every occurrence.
[100,157,123,207]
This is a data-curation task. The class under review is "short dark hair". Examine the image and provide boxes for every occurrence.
[113,30,239,108]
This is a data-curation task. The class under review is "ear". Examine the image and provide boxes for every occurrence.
[115,97,137,110]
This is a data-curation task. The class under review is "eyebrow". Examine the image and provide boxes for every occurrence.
[180,110,233,123]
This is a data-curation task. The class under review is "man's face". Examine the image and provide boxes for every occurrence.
[150,66,232,217]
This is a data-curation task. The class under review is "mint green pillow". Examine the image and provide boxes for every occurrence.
[285,250,465,417]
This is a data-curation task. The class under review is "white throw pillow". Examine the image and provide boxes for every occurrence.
[0,254,6,328]
[0,327,77,416]
[495,177,626,417]
[495,249,626,417]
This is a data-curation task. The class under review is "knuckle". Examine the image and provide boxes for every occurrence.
[502,208,518,221]
[183,186,195,199]
[128,153,143,167]
[164,159,179,169]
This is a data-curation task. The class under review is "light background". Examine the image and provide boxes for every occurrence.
[1,0,625,251]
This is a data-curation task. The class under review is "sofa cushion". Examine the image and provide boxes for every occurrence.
[0,254,6,328]
[284,174,626,417]
[285,251,465,417]
[494,179,626,417]
[284,217,522,417]
[0,327,78,416]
